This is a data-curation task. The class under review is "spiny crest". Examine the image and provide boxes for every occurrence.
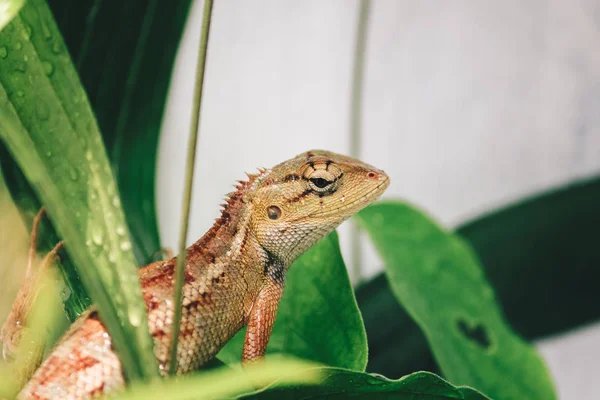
[217,168,268,219]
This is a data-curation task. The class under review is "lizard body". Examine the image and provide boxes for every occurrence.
[8,150,389,399]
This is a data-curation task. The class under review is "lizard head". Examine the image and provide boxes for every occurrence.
[249,150,390,264]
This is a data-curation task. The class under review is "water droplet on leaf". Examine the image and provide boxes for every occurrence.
[60,287,71,302]
[68,166,78,181]
[13,60,27,73]
[116,226,126,236]
[0,47,7,58]
[22,24,32,40]
[14,42,22,50]
[120,241,132,251]
[92,232,103,246]
[35,99,50,120]
[128,307,142,327]
[42,60,53,76]
[51,41,62,54]
[41,21,52,40]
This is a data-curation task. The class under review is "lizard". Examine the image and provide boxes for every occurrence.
[3,149,390,399]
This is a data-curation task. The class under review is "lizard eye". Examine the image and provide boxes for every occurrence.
[309,177,333,191]
[267,205,282,220]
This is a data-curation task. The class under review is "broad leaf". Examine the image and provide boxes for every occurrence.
[218,232,368,371]
[242,369,488,400]
[357,177,600,378]
[0,0,158,381]
[356,202,556,400]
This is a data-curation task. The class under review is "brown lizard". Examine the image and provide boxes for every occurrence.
[4,150,389,399]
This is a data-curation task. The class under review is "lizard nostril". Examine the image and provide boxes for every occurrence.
[367,172,377,179]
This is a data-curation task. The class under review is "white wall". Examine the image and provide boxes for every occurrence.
[157,1,600,398]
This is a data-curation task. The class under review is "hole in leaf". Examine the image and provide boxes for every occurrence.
[457,318,491,349]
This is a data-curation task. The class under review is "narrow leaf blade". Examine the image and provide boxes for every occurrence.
[0,0,158,381]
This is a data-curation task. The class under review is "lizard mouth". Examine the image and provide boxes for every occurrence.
[307,175,390,218]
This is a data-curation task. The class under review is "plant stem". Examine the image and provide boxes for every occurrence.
[168,0,214,375]
[349,0,371,284]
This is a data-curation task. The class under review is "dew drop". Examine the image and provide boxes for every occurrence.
[85,151,93,161]
[116,225,126,236]
[120,241,132,251]
[51,41,61,54]
[0,46,7,58]
[35,99,50,120]
[22,24,32,41]
[128,307,142,327]
[108,251,117,263]
[14,41,22,50]
[68,166,78,181]
[41,22,52,40]
[13,60,27,73]
[340,195,345,202]
[112,196,120,207]
[60,287,71,302]
[42,60,54,76]
[92,232,103,246]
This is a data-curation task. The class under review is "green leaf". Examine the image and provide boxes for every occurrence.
[242,369,488,400]
[0,0,158,381]
[46,0,193,264]
[0,144,90,320]
[458,176,600,338]
[0,0,24,31]
[356,202,556,400]
[115,358,323,400]
[218,232,368,371]
[357,177,600,378]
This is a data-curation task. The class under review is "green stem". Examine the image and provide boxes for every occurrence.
[349,0,370,284]
[168,0,214,375]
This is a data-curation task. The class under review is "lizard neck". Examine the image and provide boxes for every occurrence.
[185,171,266,269]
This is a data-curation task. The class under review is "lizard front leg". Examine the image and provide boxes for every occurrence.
[242,274,284,363]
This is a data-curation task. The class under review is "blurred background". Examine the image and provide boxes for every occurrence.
[155,1,600,399]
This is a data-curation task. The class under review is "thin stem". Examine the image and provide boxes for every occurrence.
[349,0,370,284]
[168,0,213,375]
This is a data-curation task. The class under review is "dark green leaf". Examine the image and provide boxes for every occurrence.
[218,232,368,371]
[242,369,488,400]
[0,0,157,380]
[357,177,600,378]
[46,0,193,264]
[356,202,556,400]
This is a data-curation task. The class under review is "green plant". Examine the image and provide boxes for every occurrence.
[3,1,592,398]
